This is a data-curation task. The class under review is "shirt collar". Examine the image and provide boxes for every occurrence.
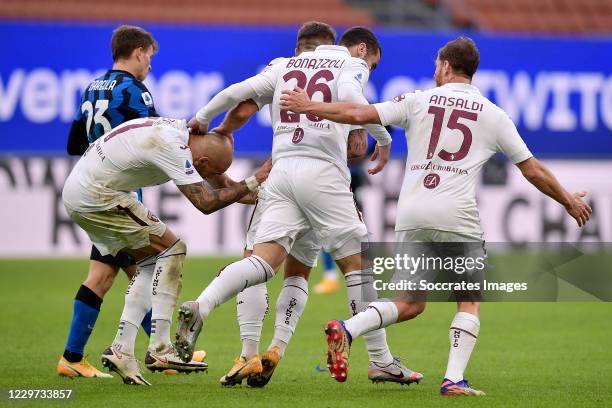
[443,82,481,95]
[314,45,351,55]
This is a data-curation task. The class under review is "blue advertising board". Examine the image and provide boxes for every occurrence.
[0,21,610,157]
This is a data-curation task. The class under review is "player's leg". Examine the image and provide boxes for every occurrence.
[313,251,340,294]
[121,263,153,337]
[440,301,484,396]
[176,168,306,361]
[233,202,269,363]
[247,242,317,388]
[57,247,123,379]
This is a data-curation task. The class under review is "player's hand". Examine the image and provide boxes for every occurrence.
[280,87,310,113]
[187,117,208,135]
[368,143,390,175]
[565,191,592,227]
[254,157,273,183]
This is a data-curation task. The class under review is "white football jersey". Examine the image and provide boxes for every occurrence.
[63,117,203,212]
[246,45,372,179]
[374,82,532,235]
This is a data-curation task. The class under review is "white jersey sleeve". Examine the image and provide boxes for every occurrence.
[338,59,391,146]
[495,111,533,164]
[252,57,286,109]
[155,144,204,186]
[374,93,416,128]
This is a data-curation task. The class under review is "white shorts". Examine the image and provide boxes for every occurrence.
[254,157,367,261]
[245,196,320,267]
[66,197,166,257]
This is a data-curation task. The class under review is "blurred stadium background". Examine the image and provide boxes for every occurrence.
[1,0,610,257]
[0,2,610,405]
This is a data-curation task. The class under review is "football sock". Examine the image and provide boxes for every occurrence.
[149,240,186,350]
[150,319,171,352]
[112,321,139,356]
[63,284,103,362]
[270,276,308,357]
[113,257,155,355]
[141,309,152,337]
[444,312,480,382]
[345,270,393,365]
[197,255,274,319]
[236,282,268,358]
[343,301,399,340]
[322,251,337,279]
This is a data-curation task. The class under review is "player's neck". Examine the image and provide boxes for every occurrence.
[444,75,471,86]
[112,61,138,78]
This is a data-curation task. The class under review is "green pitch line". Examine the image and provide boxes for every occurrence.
[0,258,610,407]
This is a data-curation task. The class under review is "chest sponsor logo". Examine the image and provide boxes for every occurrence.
[423,173,440,189]
[292,127,304,144]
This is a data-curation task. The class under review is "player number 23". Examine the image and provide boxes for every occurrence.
[427,106,478,161]
[82,100,112,135]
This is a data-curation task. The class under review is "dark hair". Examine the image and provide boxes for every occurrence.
[338,27,381,56]
[296,21,336,51]
[438,36,480,79]
[111,25,158,62]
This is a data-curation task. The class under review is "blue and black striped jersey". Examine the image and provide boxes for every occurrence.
[73,69,158,144]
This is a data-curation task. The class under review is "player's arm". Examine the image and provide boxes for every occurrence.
[347,128,367,159]
[66,118,89,156]
[211,99,261,135]
[496,112,592,227]
[177,159,271,214]
[516,157,592,227]
[190,68,278,135]
[204,172,258,205]
[281,88,381,125]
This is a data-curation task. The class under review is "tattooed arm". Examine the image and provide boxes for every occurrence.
[177,180,250,215]
[347,128,367,159]
[177,158,272,214]
[205,173,258,205]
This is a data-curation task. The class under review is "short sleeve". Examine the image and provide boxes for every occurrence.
[337,58,370,103]
[252,95,273,109]
[128,82,158,118]
[495,111,533,164]
[156,141,204,186]
[374,93,414,128]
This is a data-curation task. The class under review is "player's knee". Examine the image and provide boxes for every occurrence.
[396,301,426,322]
[84,264,118,297]
[458,301,480,315]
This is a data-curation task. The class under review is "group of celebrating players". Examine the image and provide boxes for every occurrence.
[57,22,592,396]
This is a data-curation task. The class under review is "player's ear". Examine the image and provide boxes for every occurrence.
[357,43,367,59]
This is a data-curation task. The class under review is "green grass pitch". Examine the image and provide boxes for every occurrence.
[0,257,610,407]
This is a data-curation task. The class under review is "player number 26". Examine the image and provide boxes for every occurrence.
[281,69,334,123]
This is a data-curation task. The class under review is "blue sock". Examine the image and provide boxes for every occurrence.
[141,309,152,337]
[63,285,102,362]
[322,251,336,277]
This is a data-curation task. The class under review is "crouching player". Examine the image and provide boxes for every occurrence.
[62,117,271,385]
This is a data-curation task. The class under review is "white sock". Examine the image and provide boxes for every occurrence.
[343,301,398,339]
[112,321,139,356]
[444,312,480,382]
[197,255,274,319]
[236,282,269,358]
[324,269,339,279]
[150,240,186,349]
[345,270,394,365]
[150,319,171,352]
[270,276,308,357]
[112,256,155,356]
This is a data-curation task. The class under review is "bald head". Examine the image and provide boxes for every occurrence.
[188,132,234,177]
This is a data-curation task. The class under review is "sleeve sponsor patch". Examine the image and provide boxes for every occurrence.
[141,91,154,107]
